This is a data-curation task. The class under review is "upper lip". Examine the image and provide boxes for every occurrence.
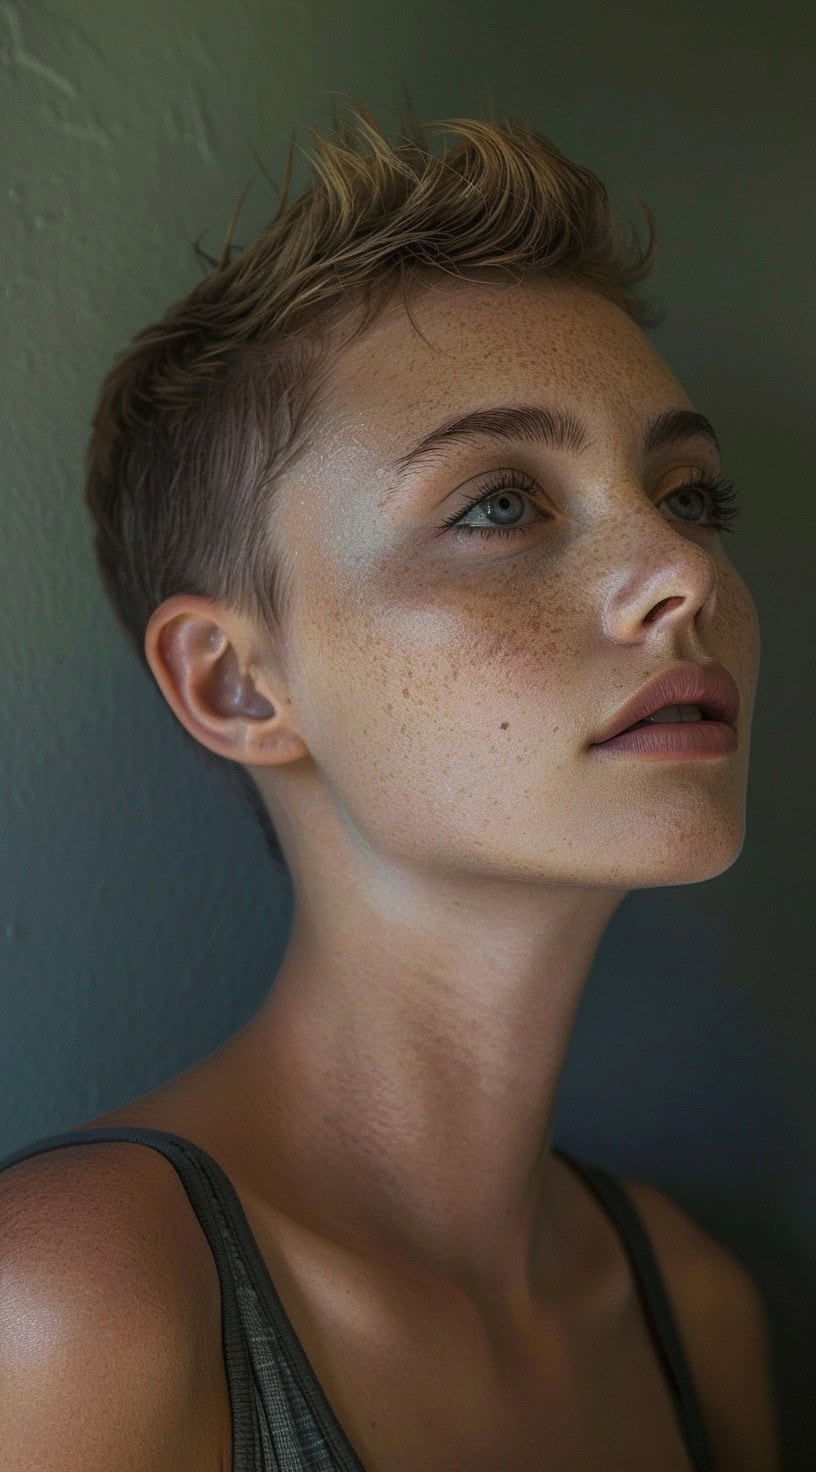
[590,661,740,745]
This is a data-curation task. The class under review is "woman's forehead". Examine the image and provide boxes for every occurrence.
[312,278,687,475]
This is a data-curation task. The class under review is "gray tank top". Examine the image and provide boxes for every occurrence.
[0,1125,718,1470]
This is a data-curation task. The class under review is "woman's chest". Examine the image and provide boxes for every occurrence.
[200,1194,701,1472]
[188,1146,709,1472]
[291,1286,699,1472]
[97,1100,711,1471]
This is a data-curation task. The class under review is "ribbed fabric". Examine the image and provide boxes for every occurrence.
[0,1126,717,1471]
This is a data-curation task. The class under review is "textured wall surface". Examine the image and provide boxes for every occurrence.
[1,0,814,1463]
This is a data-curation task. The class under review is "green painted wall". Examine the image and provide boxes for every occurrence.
[2,0,813,1462]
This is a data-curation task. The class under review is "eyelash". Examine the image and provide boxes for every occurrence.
[439,469,742,541]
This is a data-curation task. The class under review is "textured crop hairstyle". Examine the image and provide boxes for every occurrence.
[85,92,662,873]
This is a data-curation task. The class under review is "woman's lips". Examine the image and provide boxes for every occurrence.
[590,662,740,745]
[590,720,738,758]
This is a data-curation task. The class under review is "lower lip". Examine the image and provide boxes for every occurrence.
[590,721,738,758]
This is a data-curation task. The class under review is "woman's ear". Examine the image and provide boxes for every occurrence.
[144,593,308,769]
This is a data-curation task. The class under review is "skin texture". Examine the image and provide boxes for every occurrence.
[143,274,760,1347]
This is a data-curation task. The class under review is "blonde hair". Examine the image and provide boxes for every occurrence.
[85,93,662,870]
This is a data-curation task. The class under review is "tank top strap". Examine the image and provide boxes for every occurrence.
[554,1147,717,1472]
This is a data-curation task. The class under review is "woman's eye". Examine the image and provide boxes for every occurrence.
[439,471,545,541]
[438,469,741,541]
[660,474,741,533]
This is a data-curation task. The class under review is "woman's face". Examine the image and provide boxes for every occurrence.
[267,274,760,889]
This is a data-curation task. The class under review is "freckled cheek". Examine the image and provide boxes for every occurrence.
[298,585,572,777]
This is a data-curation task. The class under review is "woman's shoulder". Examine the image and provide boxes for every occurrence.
[621,1173,781,1472]
[620,1171,759,1316]
[0,1118,230,1471]
[0,1114,211,1262]
[0,1115,222,1354]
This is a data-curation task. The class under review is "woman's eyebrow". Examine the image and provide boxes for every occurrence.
[380,403,721,505]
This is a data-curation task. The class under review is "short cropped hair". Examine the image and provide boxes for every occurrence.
[84,93,662,872]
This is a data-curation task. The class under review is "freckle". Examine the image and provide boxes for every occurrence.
[402,687,410,697]
[500,721,509,729]
[386,703,393,714]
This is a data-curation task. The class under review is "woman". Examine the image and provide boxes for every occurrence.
[0,97,780,1470]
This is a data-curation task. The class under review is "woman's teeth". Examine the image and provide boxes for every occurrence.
[629,704,704,730]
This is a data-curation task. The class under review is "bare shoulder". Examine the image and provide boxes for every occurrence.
[0,1139,229,1471]
[622,1175,782,1472]
[0,1135,220,1330]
